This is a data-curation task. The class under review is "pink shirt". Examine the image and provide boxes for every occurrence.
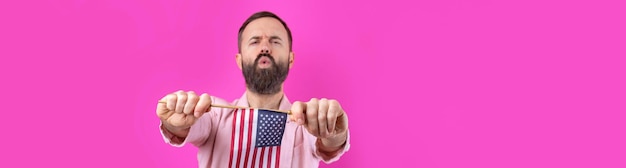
[160,93,350,168]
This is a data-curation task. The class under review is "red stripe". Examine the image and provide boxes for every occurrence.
[267,147,274,168]
[259,147,265,168]
[235,109,246,168]
[251,146,259,168]
[228,110,237,168]
[243,108,254,168]
[275,146,281,168]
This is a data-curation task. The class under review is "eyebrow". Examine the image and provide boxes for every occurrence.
[248,36,283,42]
[269,36,283,41]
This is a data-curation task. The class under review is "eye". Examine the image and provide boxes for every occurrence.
[273,41,281,45]
[250,41,259,45]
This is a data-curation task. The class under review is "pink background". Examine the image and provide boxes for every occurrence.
[1,0,625,167]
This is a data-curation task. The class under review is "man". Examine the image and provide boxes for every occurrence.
[156,11,350,168]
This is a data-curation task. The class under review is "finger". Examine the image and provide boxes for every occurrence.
[306,98,320,137]
[167,112,196,128]
[166,113,184,127]
[166,93,177,111]
[175,90,187,113]
[290,101,306,125]
[318,98,330,138]
[183,91,198,115]
[194,93,212,118]
[327,99,341,135]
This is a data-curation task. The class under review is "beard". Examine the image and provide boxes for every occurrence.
[242,53,289,95]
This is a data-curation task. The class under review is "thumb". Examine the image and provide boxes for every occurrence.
[290,101,306,125]
[156,96,172,120]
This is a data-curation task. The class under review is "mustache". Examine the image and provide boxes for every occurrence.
[254,53,276,64]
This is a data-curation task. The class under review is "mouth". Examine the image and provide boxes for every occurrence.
[256,56,273,68]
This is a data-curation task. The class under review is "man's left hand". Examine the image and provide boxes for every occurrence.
[290,98,349,150]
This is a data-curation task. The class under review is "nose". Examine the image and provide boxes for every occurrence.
[260,41,271,54]
[261,48,270,54]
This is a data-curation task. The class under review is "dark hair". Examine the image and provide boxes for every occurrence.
[238,11,293,53]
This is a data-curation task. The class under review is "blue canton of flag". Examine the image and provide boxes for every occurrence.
[255,109,287,147]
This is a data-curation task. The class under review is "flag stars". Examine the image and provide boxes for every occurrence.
[255,110,287,147]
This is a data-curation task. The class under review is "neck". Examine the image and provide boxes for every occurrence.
[245,89,284,110]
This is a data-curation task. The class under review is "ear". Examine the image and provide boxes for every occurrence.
[288,51,294,69]
[236,53,243,70]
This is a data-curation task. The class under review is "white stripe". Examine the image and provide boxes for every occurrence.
[231,109,242,168]
[238,108,251,168]
[270,146,277,168]
[247,109,259,167]
[254,147,262,168]
[263,147,270,168]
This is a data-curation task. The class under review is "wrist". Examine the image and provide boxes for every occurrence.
[318,130,348,152]
[161,122,190,138]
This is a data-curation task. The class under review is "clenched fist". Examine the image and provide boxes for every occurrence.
[290,98,349,150]
[157,90,212,135]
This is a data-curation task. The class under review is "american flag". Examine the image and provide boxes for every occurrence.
[229,108,287,168]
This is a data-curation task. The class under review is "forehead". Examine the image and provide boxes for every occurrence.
[242,17,288,39]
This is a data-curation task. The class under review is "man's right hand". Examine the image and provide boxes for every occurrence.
[157,90,212,134]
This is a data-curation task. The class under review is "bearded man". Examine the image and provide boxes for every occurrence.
[156,11,350,168]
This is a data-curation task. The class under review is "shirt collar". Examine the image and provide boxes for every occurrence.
[236,92,292,111]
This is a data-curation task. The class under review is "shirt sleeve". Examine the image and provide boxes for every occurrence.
[159,113,214,147]
[159,96,225,147]
[313,130,351,163]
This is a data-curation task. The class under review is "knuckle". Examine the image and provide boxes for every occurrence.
[318,115,326,122]
[326,116,337,125]
[178,94,188,101]
[327,110,337,117]
[308,102,318,108]
[329,100,340,109]
[167,94,177,100]
[188,94,199,102]
[320,100,329,107]
[307,110,317,117]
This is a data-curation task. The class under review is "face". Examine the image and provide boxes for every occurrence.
[237,17,294,95]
